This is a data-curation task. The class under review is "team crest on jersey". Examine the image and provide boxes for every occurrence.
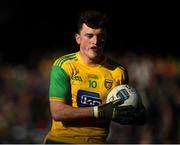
[104,79,113,90]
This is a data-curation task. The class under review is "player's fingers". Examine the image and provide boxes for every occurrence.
[116,105,136,116]
[113,116,134,125]
[113,98,124,106]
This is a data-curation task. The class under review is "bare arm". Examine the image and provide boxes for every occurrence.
[50,100,94,121]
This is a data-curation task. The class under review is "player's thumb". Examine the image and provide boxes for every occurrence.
[113,98,124,106]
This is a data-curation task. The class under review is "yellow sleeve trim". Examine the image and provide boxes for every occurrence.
[49,97,65,102]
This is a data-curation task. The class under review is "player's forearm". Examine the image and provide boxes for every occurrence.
[50,101,94,121]
[53,107,94,121]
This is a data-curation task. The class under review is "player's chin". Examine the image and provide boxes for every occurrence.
[89,50,98,57]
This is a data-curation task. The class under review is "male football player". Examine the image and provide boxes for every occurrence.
[44,10,146,144]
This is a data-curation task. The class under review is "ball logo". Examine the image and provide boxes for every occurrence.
[116,89,129,101]
[106,84,140,107]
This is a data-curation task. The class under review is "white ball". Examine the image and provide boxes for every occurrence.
[106,84,141,107]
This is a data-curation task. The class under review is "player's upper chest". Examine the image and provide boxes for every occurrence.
[65,60,120,91]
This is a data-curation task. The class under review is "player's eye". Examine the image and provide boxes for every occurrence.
[86,34,93,39]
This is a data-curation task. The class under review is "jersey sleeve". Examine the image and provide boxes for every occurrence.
[49,65,70,102]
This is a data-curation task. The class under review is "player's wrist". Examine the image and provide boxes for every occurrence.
[93,106,98,118]
[93,103,114,120]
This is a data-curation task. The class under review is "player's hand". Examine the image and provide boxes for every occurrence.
[112,105,137,125]
[93,99,124,121]
[113,103,147,125]
[93,99,146,125]
[132,103,147,125]
[93,99,126,121]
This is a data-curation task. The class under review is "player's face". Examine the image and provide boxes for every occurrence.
[75,23,106,64]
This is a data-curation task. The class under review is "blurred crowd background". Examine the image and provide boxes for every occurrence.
[0,49,179,143]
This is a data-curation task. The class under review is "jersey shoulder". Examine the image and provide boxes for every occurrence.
[53,53,78,67]
[106,57,127,71]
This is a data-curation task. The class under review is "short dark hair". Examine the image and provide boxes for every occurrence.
[77,10,108,32]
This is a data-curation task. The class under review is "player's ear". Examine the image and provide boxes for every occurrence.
[75,33,80,44]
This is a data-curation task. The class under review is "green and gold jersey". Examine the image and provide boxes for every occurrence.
[44,51,128,144]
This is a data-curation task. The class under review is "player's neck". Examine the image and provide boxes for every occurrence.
[79,52,104,66]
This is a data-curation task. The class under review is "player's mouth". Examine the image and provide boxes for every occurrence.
[90,46,98,52]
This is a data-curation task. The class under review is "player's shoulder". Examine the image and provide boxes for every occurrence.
[53,52,78,67]
[106,57,127,71]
